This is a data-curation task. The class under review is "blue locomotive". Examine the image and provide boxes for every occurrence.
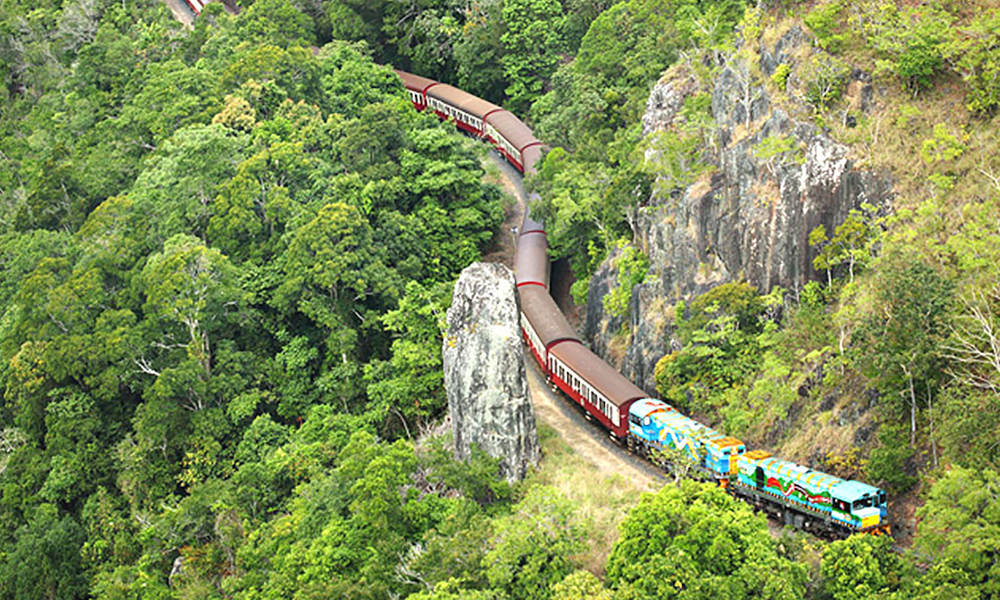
[627,398,889,538]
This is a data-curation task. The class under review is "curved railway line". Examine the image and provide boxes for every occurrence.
[160,1,892,541]
[398,68,889,540]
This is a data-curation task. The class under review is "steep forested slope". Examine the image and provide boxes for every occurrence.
[526,0,1000,596]
[2,0,999,599]
[0,1,518,597]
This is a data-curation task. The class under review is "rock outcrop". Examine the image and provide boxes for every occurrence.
[585,27,893,392]
[443,262,539,482]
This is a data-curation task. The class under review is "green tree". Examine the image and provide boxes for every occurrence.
[809,207,879,287]
[866,423,917,494]
[140,234,240,403]
[602,239,649,319]
[454,1,509,101]
[913,465,1000,599]
[364,281,449,438]
[654,282,779,412]
[942,9,1000,114]
[483,486,585,600]
[854,255,953,440]
[501,0,566,114]
[408,579,507,600]
[862,4,952,93]
[939,282,1000,469]
[820,534,902,600]
[550,570,613,600]
[236,0,314,48]
[606,480,807,600]
[0,504,87,600]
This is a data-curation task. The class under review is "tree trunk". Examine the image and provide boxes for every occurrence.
[902,363,917,445]
[927,382,938,468]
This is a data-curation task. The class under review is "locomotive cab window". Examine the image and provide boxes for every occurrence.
[878,491,886,506]
[833,499,849,512]
[630,414,641,426]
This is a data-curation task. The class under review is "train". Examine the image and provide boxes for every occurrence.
[396,71,543,175]
[182,0,209,15]
[398,67,889,539]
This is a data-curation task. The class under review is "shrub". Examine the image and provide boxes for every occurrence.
[771,63,791,90]
[804,1,847,53]
[920,123,967,164]
[942,10,1000,114]
[602,240,649,319]
[863,4,953,93]
[801,54,850,109]
[753,134,801,177]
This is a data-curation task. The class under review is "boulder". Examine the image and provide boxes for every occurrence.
[443,262,539,482]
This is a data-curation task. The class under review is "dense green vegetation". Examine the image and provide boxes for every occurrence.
[2,0,1000,598]
[521,0,1000,597]
[0,0,518,597]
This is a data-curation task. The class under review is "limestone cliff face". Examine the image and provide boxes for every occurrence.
[443,262,539,482]
[585,27,893,392]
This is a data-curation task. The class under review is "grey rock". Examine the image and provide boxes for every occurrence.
[774,26,806,66]
[584,34,893,394]
[642,68,703,136]
[761,26,806,77]
[169,556,184,588]
[443,262,539,482]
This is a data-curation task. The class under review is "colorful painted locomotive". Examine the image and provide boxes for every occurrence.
[627,398,745,479]
[731,450,887,536]
[627,398,888,536]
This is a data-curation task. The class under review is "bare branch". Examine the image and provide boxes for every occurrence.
[133,356,161,377]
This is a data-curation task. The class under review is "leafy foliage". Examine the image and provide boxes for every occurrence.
[654,282,781,412]
[606,480,807,599]
[528,0,744,283]
[859,2,952,93]
[913,466,1000,599]
[941,9,1000,114]
[800,53,850,109]
[602,240,649,318]
[866,424,917,494]
[501,0,567,114]
[483,486,585,600]
[804,0,847,53]
[0,2,511,598]
[820,535,902,600]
